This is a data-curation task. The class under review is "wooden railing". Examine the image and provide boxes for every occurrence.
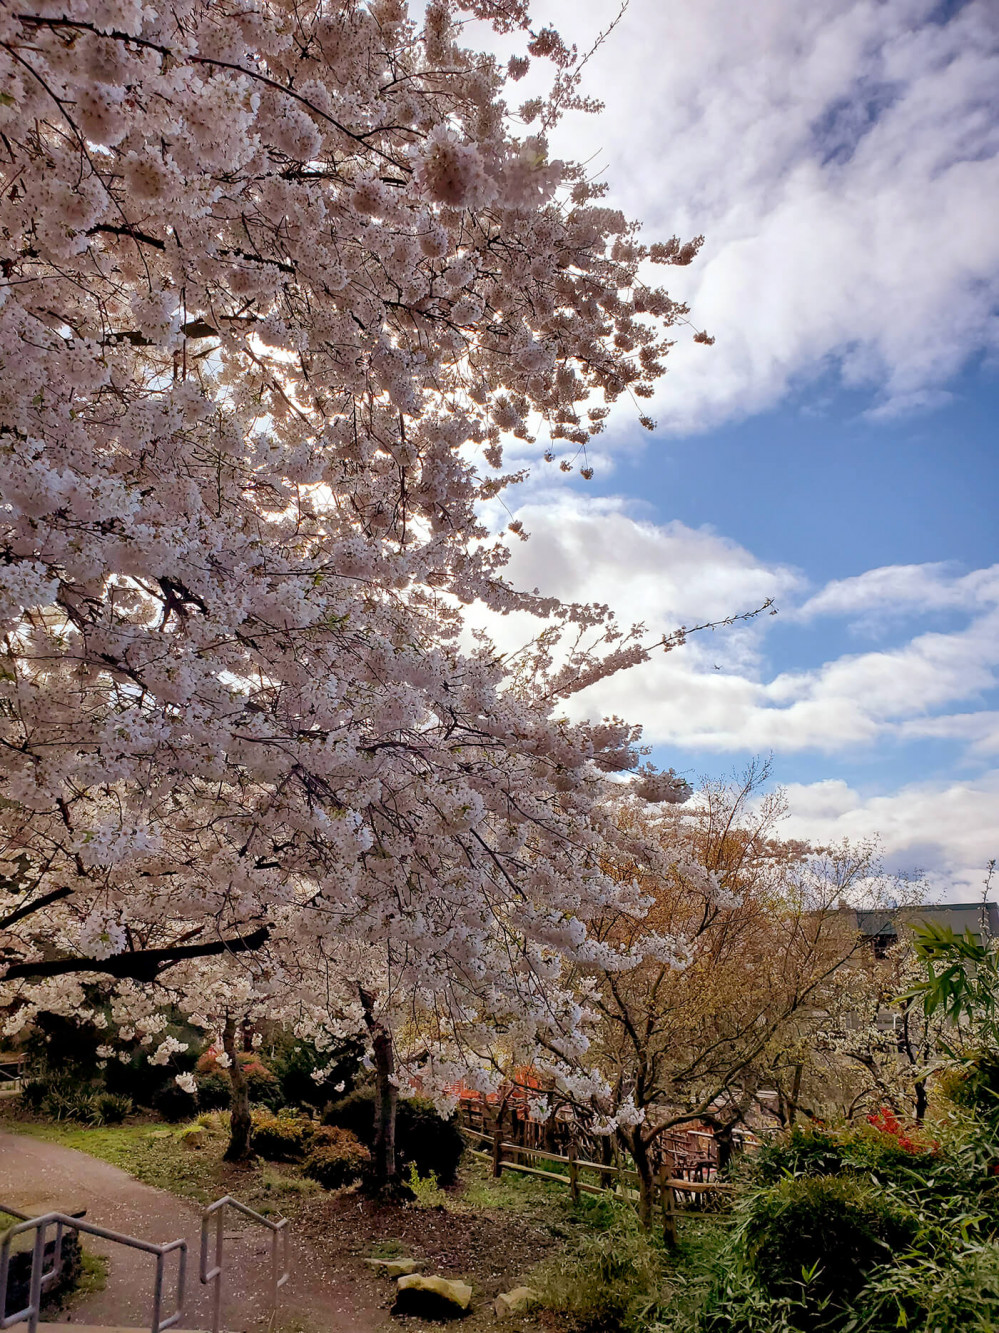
[462,1125,732,1238]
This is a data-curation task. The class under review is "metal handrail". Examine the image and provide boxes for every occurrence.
[0,1207,64,1308]
[199,1197,288,1333]
[0,1212,187,1333]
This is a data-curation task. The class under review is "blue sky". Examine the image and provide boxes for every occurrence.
[477,0,999,900]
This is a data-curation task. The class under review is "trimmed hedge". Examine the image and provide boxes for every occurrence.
[303,1126,369,1188]
[251,1112,314,1161]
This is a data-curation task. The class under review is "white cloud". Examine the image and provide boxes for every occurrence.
[780,774,999,902]
[498,494,999,757]
[796,563,999,622]
[506,0,999,432]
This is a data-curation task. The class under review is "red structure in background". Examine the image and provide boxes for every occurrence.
[450,1069,754,1184]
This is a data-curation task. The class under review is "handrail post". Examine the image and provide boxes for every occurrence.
[211,1209,223,1333]
[199,1197,289,1333]
[151,1252,164,1333]
[26,1223,45,1333]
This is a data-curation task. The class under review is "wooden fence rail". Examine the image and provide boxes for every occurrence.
[462,1125,732,1239]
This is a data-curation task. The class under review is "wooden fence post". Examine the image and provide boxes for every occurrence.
[492,1124,504,1177]
[659,1164,678,1246]
[568,1137,579,1203]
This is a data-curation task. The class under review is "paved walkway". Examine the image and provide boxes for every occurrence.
[0,1132,386,1333]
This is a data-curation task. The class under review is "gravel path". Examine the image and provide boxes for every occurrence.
[0,1131,388,1333]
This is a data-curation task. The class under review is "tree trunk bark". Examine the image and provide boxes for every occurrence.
[222,1017,253,1162]
[371,1022,398,1189]
[625,1128,655,1231]
[914,1075,928,1124]
[714,1121,734,1174]
[789,1062,803,1126]
[359,989,398,1192]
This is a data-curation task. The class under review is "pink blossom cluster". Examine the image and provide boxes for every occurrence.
[0,1,704,1073]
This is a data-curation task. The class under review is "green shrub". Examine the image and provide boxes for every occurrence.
[251,1112,314,1161]
[152,1079,198,1122]
[535,1214,670,1333]
[323,1089,464,1185]
[196,1071,231,1111]
[20,1078,47,1111]
[753,1119,937,1190]
[45,1084,100,1122]
[266,1033,362,1110]
[303,1126,369,1189]
[397,1096,465,1186]
[94,1092,133,1124]
[940,1055,999,1121]
[743,1175,918,1314]
[322,1087,375,1139]
[194,1051,282,1110]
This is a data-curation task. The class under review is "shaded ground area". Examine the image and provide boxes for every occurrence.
[0,1130,387,1333]
[298,1183,564,1313]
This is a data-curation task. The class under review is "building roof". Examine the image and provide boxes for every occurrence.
[853,901,999,944]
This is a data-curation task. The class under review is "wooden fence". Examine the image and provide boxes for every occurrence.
[462,1125,732,1241]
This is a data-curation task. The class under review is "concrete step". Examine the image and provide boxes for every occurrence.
[39,1325,207,1333]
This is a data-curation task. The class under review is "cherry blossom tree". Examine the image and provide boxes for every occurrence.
[0,0,719,1155]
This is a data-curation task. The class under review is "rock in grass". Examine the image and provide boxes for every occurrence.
[393,1274,472,1318]
[366,1257,422,1277]
[494,1287,539,1318]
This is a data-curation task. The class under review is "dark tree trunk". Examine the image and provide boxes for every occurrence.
[914,1076,928,1124]
[223,1016,253,1162]
[359,989,399,1193]
[789,1062,803,1126]
[624,1127,655,1230]
[714,1121,735,1174]
[371,1022,398,1188]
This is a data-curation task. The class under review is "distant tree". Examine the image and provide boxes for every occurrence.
[552,769,890,1228]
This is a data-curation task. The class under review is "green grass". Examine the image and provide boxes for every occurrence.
[458,1156,578,1219]
[73,1250,110,1302]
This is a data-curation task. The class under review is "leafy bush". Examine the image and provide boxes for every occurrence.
[323,1089,464,1185]
[753,1119,938,1188]
[691,1113,999,1333]
[152,1079,198,1122]
[939,1054,999,1121]
[535,1213,670,1333]
[266,1032,362,1110]
[195,1051,282,1109]
[20,1078,47,1111]
[196,1071,231,1111]
[21,1077,132,1126]
[397,1096,465,1186]
[322,1087,375,1139]
[43,1083,101,1123]
[251,1111,314,1161]
[742,1175,918,1312]
[303,1126,369,1189]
